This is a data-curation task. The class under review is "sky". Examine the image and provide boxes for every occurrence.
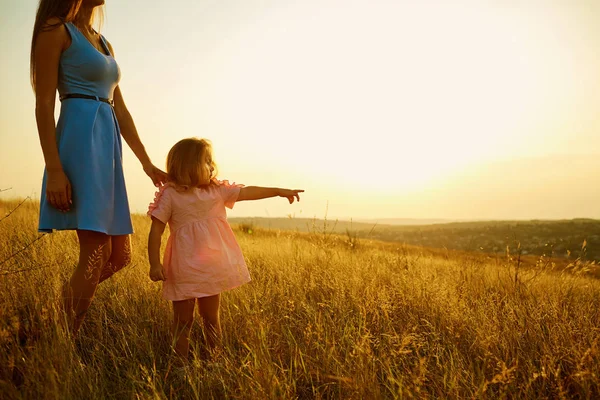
[0,0,599,221]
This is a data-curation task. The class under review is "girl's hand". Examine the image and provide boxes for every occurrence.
[46,168,72,212]
[149,264,166,282]
[278,189,304,204]
[143,163,168,187]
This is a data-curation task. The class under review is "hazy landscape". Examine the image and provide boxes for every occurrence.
[1,197,599,399]
[230,217,600,263]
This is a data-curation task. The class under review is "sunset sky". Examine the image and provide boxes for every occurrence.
[1,0,599,221]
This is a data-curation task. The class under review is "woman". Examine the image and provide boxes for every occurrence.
[31,0,167,335]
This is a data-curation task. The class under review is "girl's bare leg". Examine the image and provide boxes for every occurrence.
[172,299,196,359]
[197,294,222,351]
[98,234,132,283]
[62,230,111,336]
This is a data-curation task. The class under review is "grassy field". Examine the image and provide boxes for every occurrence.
[1,198,600,399]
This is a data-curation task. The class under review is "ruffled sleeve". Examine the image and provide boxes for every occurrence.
[147,183,174,223]
[215,179,244,209]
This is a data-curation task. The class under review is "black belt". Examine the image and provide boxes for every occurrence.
[59,93,114,106]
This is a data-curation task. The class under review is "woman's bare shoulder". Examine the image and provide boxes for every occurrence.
[39,17,70,40]
[41,17,67,31]
[36,17,69,48]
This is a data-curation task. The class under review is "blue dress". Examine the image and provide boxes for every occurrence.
[38,22,133,235]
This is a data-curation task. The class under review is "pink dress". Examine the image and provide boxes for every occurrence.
[147,180,251,301]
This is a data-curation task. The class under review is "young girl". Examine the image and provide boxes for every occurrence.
[147,137,303,359]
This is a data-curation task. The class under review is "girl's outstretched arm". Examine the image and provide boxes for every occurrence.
[148,217,166,281]
[237,187,304,204]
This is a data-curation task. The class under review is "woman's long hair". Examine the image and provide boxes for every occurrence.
[30,0,104,90]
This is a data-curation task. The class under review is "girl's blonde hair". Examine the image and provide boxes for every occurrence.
[166,138,218,191]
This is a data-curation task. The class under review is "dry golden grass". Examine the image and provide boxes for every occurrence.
[1,198,599,399]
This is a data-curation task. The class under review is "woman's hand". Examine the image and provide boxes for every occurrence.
[278,189,304,204]
[143,163,168,187]
[149,263,166,282]
[46,168,72,212]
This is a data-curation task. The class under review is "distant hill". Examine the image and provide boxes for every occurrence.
[355,218,455,225]
[229,217,600,261]
[228,217,380,233]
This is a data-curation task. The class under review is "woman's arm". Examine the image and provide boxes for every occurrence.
[106,41,167,187]
[148,217,166,281]
[34,21,72,211]
[237,187,304,203]
[112,86,153,167]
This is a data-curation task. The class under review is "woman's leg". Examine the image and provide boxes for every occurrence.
[62,230,111,335]
[196,294,222,350]
[98,234,132,283]
[172,299,196,359]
